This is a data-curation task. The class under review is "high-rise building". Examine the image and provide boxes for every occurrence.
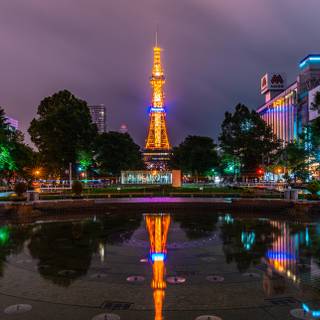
[89,105,106,133]
[258,75,297,144]
[6,116,18,130]
[144,36,171,169]
[119,124,128,134]
[257,55,320,144]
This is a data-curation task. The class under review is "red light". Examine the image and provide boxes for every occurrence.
[257,168,264,175]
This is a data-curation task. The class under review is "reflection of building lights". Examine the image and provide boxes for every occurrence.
[241,231,255,251]
[151,253,166,262]
[224,214,234,224]
[266,222,299,284]
[99,243,105,262]
[302,303,320,317]
[305,227,310,246]
[266,250,295,260]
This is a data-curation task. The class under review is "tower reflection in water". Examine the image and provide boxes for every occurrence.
[145,214,171,320]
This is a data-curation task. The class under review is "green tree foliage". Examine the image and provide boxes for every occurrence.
[95,132,144,175]
[28,90,97,173]
[77,150,93,171]
[0,146,16,171]
[0,107,34,178]
[219,104,280,174]
[220,153,241,177]
[311,91,320,114]
[310,117,320,158]
[170,135,219,177]
[280,141,309,181]
[307,180,320,195]
[0,108,16,172]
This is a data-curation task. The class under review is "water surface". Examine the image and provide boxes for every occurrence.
[0,212,319,319]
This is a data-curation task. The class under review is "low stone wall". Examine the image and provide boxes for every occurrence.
[0,198,318,222]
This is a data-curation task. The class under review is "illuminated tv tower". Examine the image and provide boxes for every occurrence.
[144,32,171,169]
[145,214,171,320]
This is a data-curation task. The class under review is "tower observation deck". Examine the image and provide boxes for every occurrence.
[144,35,171,169]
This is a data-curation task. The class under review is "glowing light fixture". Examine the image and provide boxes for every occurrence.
[299,55,320,69]
[0,227,9,246]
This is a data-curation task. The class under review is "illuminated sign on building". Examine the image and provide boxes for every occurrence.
[121,170,172,185]
[121,170,181,186]
[261,73,286,94]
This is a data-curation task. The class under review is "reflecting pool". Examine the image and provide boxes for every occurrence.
[0,212,320,319]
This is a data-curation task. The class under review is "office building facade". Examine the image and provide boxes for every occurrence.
[6,116,18,130]
[89,105,107,134]
[257,55,320,144]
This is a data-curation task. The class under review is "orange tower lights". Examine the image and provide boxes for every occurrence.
[145,214,171,320]
[145,36,171,152]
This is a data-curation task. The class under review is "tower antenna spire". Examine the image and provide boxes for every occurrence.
[155,25,159,47]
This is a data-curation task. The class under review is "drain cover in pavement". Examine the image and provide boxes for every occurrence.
[4,304,32,314]
[242,272,260,278]
[167,276,186,284]
[126,275,145,283]
[195,316,222,320]
[92,313,120,320]
[290,309,313,319]
[58,269,76,276]
[206,275,224,282]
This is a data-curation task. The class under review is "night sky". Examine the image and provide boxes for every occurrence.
[1,0,320,147]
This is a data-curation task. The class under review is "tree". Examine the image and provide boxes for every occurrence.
[0,108,16,168]
[95,132,144,176]
[311,91,320,114]
[280,141,309,181]
[219,104,280,175]
[306,180,320,195]
[0,107,34,180]
[310,117,320,157]
[170,135,219,177]
[77,150,93,171]
[28,90,98,175]
[219,153,241,177]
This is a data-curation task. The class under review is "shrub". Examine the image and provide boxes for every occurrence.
[14,182,27,197]
[306,180,320,195]
[306,193,320,201]
[72,181,83,196]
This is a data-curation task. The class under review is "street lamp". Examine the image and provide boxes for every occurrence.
[33,168,41,179]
